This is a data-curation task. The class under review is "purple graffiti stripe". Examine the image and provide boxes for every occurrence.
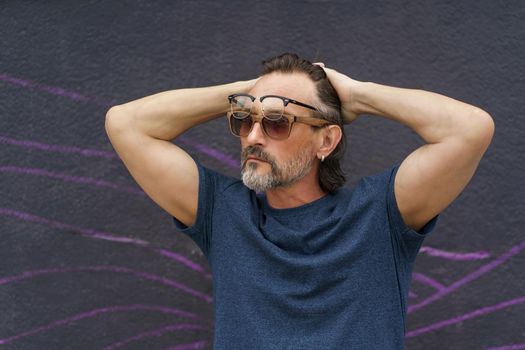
[484,343,525,350]
[0,131,239,169]
[161,340,209,350]
[0,207,149,245]
[0,72,115,106]
[0,266,213,303]
[157,249,211,278]
[178,137,238,168]
[1,133,238,170]
[0,304,212,345]
[1,69,241,170]
[406,295,525,337]
[412,272,446,291]
[419,246,491,260]
[0,165,146,196]
[409,240,525,313]
[0,207,208,275]
[100,323,210,350]
[0,134,118,159]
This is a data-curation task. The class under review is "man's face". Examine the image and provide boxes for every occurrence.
[239,72,321,192]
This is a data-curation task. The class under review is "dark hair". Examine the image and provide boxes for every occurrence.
[260,52,346,193]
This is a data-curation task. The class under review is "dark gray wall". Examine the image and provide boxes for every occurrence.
[1,1,523,349]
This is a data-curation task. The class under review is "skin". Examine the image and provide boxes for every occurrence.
[106,60,494,232]
[240,71,342,209]
[314,62,495,231]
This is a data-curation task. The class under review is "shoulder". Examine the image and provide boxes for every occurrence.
[355,164,399,196]
[194,160,247,196]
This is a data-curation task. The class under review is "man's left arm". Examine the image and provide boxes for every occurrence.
[317,64,495,232]
[354,82,495,232]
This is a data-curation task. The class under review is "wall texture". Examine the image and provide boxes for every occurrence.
[0,1,523,349]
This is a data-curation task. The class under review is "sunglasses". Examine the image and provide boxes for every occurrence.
[227,93,331,140]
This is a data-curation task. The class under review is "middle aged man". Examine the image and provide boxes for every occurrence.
[105,52,495,349]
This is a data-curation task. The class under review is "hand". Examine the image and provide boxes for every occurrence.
[313,62,362,124]
[238,77,261,93]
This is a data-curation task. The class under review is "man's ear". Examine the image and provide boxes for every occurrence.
[317,125,342,159]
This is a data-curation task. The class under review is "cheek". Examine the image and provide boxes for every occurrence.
[287,137,316,157]
[289,125,317,148]
[240,137,247,148]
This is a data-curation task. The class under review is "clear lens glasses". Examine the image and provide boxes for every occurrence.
[229,95,292,140]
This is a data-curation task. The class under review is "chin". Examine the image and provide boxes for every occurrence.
[244,161,269,172]
[241,166,275,192]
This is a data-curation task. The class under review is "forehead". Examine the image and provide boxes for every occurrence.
[248,72,318,108]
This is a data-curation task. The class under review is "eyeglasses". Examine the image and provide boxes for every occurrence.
[227,93,331,140]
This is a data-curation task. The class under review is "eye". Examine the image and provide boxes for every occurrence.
[267,117,288,126]
[233,111,250,119]
[264,113,284,121]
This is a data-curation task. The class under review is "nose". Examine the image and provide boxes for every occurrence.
[244,101,266,145]
[245,119,266,145]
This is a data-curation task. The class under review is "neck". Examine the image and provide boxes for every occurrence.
[264,169,327,209]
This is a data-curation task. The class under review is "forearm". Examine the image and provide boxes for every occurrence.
[106,79,256,141]
[353,82,494,144]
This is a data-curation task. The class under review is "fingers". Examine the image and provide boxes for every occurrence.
[314,62,338,75]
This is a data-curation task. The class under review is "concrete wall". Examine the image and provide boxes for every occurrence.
[1,1,523,349]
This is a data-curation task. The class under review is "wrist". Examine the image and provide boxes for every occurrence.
[236,77,259,93]
[351,81,375,116]
[215,79,258,115]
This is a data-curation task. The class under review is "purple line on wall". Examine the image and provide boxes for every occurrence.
[0,304,211,345]
[157,249,210,278]
[0,266,213,303]
[0,68,239,169]
[409,239,525,314]
[100,323,210,350]
[406,295,525,337]
[484,343,525,350]
[1,132,238,170]
[0,207,208,275]
[419,246,491,260]
[161,340,209,350]
[0,207,149,245]
[412,272,446,291]
[0,165,146,196]
[178,137,238,169]
[0,134,117,159]
[0,72,116,107]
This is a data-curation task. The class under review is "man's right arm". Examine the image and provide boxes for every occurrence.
[105,79,258,227]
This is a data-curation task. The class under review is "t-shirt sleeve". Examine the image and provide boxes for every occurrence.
[386,162,439,262]
[172,159,218,258]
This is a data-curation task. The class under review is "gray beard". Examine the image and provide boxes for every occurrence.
[241,148,314,193]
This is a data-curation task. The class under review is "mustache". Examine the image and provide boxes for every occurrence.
[241,146,275,168]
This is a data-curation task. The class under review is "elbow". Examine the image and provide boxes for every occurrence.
[462,107,495,149]
[105,105,122,123]
[474,108,495,143]
[105,105,128,134]
[105,106,118,135]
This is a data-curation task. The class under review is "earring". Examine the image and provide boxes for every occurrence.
[321,155,325,162]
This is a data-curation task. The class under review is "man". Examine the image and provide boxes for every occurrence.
[105,53,494,349]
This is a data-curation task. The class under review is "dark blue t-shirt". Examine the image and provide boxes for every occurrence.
[173,160,439,349]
